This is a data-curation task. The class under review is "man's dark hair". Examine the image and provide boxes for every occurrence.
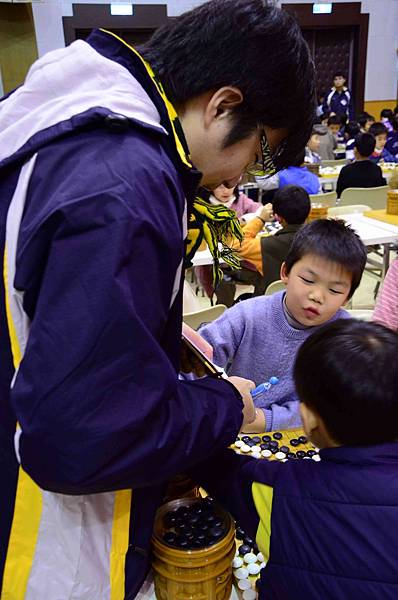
[369,122,388,137]
[355,132,376,157]
[272,185,310,224]
[284,219,367,298]
[294,319,398,445]
[140,0,316,170]
[345,120,360,138]
[327,115,341,126]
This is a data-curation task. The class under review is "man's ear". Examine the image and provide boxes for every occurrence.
[280,261,289,283]
[204,87,243,129]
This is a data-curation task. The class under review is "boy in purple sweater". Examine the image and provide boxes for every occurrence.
[200,219,366,432]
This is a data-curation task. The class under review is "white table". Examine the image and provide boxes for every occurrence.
[319,170,393,190]
[192,214,398,277]
[335,213,398,275]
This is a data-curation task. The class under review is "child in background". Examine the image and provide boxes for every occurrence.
[373,258,398,331]
[336,133,386,198]
[192,319,398,599]
[199,219,366,432]
[344,120,360,160]
[228,185,311,291]
[358,111,375,133]
[368,122,397,163]
[305,129,322,163]
[314,121,336,160]
[256,152,321,198]
[327,114,342,140]
[385,115,398,160]
[380,108,394,133]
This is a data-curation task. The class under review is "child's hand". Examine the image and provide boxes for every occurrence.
[258,203,273,222]
[228,376,256,426]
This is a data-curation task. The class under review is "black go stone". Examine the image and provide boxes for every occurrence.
[280,445,289,453]
[163,532,177,545]
[287,452,296,459]
[306,450,317,457]
[273,432,283,440]
[260,443,270,450]
[271,447,279,454]
[252,436,261,444]
[163,511,177,528]
[299,435,308,444]
[238,544,252,556]
[235,527,245,540]
[243,535,254,546]
[269,440,278,448]
[296,450,306,458]
[290,438,299,447]
[262,435,271,442]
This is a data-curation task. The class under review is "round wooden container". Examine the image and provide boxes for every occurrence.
[387,190,398,215]
[152,498,236,600]
[307,204,328,222]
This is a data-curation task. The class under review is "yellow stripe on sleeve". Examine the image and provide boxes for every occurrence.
[252,482,274,561]
[110,490,133,600]
[3,246,22,369]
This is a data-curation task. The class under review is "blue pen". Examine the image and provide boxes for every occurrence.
[251,376,279,398]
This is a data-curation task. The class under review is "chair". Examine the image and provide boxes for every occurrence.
[346,309,373,321]
[321,159,348,168]
[328,204,371,216]
[265,280,286,296]
[310,190,337,207]
[183,304,227,330]
[339,186,389,210]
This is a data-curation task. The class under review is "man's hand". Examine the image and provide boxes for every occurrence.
[228,376,256,426]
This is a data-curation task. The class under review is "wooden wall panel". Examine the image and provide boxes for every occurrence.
[0,3,38,94]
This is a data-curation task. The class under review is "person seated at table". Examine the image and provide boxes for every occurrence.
[344,120,360,161]
[304,129,322,164]
[228,185,311,294]
[327,114,342,140]
[373,258,398,331]
[313,121,336,161]
[199,219,366,432]
[380,108,394,133]
[358,111,375,133]
[385,115,398,160]
[368,122,397,163]
[195,183,261,301]
[191,319,398,600]
[336,133,386,198]
[256,152,320,200]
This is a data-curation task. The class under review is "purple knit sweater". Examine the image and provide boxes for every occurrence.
[200,291,348,431]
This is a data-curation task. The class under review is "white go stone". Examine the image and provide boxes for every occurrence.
[250,446,261,453]
[257,552,264,562]
[240,444,251,453]
[247,562,261,575]
[260,561,266,569]
[261,449,272,458]
[232,556,243,568]
[275,451,286,460]
[237,578,252,591]
[234,566,249,579]
[242,589,257,600]
[243,552,257,564]
[234,440,244,448]
[252,452,262,460]
[312,454,321,461]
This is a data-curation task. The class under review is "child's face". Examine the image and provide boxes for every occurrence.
[328,124,340,136]
[281,254,351,327]
[308,134,320,152]
[213,183,236,203]
[333,75,346,89]
[365,119,374,131]
[375,133,387,150]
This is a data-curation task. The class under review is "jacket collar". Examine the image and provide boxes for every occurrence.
[320,442,398,466]
[274,223,302,236]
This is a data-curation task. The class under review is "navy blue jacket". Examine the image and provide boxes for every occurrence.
[0,29,244,598]
[323,87,354,120]
[193,443,398,599]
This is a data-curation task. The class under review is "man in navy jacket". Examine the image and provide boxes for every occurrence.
[323,71,355,120]
[0,1,315,598]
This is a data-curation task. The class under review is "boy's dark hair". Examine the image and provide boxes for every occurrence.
[369,122,388,137]
[284,219,366,298]
[391,115,398,132]
[321,111,331,121]
[357,112,371,127]
[333,71,345,79]
[345,120,360,138]
[355,132,376,157]
[294,319,398,445]
[272,185,310,224]
[139,0,316,170]
[380,108,394,121]
[327,115,341,126]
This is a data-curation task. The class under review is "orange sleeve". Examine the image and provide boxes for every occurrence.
[228,217,269,275]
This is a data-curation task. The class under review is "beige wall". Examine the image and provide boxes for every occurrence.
[364,100,396,119]
[0,3,38,94]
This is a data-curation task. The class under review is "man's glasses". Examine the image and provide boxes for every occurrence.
[246,132,285,178]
